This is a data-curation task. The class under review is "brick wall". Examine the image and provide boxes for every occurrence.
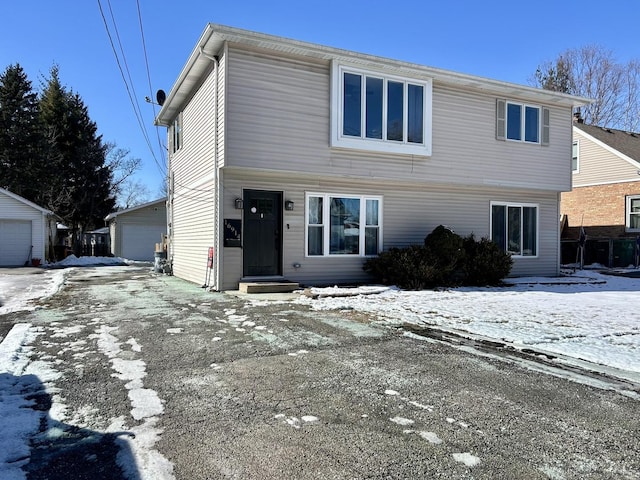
[561,180,640,239]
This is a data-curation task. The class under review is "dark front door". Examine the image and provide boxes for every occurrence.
[243,190,282,277]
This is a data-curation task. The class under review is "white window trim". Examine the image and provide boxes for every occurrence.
[572,140,580,173]
[490,201,539,258]
[305,192,383,257]
[626,195,640,232]
[330,61,432,156]
[506,101,541,144]
[171,113,183,154]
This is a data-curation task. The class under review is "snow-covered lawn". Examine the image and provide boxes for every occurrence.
[297,269,640,382]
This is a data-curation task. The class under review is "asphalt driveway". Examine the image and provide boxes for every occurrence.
[1,266,639,479]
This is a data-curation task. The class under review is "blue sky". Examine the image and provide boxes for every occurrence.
[1,1,638,203]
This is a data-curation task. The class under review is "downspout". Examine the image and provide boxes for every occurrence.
[211,50,221,291]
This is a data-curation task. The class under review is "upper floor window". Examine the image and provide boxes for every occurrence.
[626,195,640,232]
[496,99,549,145]
[572,141,579,172]
[331,63,432,156]
[306,193,382,257]
[490,202,538,257]
[170,113,183,153]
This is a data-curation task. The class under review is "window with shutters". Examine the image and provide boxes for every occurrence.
[331,63,432,156]
[496,99,549,145]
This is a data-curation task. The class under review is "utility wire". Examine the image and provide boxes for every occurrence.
[97,0,165,178]
[136,0,167,173]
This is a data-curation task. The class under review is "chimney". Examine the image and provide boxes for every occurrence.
[573,108,584,123]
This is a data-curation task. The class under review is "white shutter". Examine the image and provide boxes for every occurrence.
[541,107,550,146]
[496,99,506,141]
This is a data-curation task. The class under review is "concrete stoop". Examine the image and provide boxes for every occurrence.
[238,281,300,294]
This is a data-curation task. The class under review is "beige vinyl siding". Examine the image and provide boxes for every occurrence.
[224,48,573,193]
[220,170,559,289]
[168,59,220,285]
[0,192,48,263]
[572,130,639,186]
[110,203,166,259]
[225,48,329,169]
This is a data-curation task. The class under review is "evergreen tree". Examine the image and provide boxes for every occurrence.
[39,66,115,237]
[0,63,44,199]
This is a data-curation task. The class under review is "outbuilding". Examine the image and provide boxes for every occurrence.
[105,198,167,261]
[0,187,58,266]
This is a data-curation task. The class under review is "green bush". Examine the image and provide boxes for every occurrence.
[462,234,513,286]
[363,225,513,289]
[423,225,466,285]
[363,245,440,290]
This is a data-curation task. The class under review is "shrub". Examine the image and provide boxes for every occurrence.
[423,225,466,285]
[462,234,513,286]
[363,245,440,290]
[364,226,513,289]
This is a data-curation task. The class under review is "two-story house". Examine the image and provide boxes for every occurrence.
[561,118,640,267]
[155,24,589,291]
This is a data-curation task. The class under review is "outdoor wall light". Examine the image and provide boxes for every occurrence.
[285,200,295,211]
[234,198,243,209]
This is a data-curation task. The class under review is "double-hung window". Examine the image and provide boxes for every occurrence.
[332,63,432,156]
[626,195,640,232]
[496,99,549,145]
[572,141,579,172]
[491,202,538,257]
[170,113,183,153]
[306,193,382,257]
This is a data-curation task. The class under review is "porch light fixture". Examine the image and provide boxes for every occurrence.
[234,198,244,209]
[285,200,294,211]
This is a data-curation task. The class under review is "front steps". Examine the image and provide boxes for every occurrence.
[238,281,300,294]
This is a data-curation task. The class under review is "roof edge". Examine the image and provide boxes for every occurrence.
[0,187,56,216]
[105,197,167,221]
[156,24,591,125]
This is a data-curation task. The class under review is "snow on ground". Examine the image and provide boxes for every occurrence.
[0,256,173,480]
[0,256,144,315]
[297,268,640,382]
[1,260,640,478]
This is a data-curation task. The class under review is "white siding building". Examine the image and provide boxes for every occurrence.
[0,187,58,266]
[155,24,589,291]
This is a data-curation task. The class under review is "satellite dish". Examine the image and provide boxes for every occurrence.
[156,89,166,106]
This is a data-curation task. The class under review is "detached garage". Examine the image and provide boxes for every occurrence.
[105,198,167,261]
[0,187,58,266]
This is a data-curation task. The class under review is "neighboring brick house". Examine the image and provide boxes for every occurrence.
[561,119,640,267]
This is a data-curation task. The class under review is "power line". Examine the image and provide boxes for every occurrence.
[96,0,165,178]
[136,0,167,174]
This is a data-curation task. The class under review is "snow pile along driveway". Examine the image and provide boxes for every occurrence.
[298,270,640,382]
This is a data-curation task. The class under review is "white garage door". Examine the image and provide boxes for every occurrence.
[121,224,160,261]
[0,220,32,266]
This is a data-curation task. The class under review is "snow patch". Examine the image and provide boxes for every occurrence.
[452,452,481,467]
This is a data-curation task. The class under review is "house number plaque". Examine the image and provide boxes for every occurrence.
[224,219,241,247]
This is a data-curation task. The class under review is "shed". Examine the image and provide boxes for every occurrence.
[104,198,167,261]
[0,187,58,266]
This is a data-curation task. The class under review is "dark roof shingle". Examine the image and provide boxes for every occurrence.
[574,122,640,162]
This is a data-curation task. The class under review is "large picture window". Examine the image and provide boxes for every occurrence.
[626,195,640,232]
[491,202,538,257]
[332,63,432,156]
[306,193,382,257]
